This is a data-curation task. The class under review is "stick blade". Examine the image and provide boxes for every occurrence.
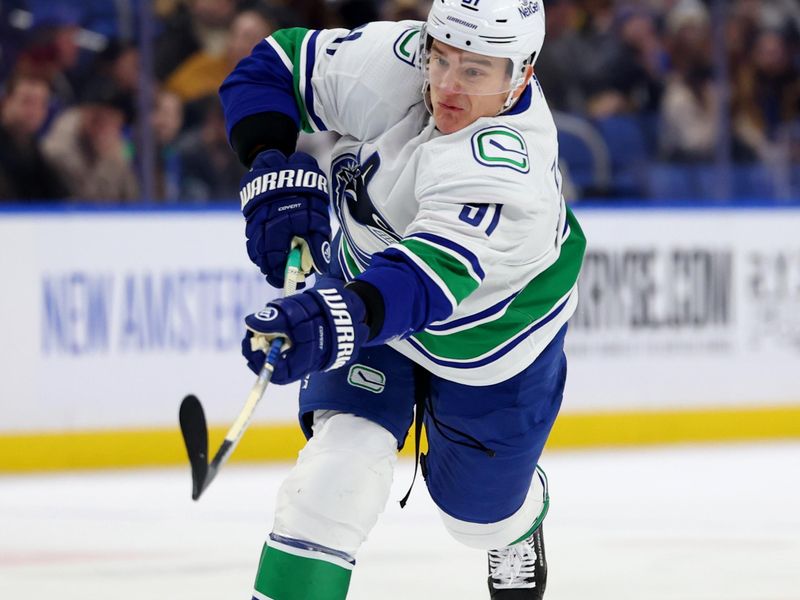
[179,394,209,500]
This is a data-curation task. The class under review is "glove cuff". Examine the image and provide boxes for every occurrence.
[310,283,370,371]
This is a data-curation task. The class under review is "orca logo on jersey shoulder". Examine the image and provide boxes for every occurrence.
[471,125,530,174]
[331,151,401,248]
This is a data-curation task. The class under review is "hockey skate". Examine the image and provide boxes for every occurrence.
[487,525,547,599]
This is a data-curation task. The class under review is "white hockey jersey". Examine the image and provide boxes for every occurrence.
[222,21,586,385]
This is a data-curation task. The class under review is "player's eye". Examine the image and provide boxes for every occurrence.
[464,68,485,79]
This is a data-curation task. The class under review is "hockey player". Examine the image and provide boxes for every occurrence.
[220,0,585,598]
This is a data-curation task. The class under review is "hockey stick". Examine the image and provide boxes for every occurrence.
[179,246,303,500]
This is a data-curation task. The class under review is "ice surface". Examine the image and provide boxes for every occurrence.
[1,442,798,599]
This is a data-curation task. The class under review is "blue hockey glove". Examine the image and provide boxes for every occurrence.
[240,150,332,288]
[242,280,370,384]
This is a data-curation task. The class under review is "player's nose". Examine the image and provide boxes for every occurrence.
[435,68,464,93]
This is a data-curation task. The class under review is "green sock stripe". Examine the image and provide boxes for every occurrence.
[253,542,353,600]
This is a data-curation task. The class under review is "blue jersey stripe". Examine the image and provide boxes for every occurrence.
[304,30,327,132]
[408,232,485,280]
[426,290,519,332]
[407,293,571,368]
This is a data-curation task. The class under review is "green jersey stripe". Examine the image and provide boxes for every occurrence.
[270,28,314,133]
[405,234,483,285]
[410,207,586,360]
[399,238,480,305]
[390,244,459,309]
[341,236,363,277]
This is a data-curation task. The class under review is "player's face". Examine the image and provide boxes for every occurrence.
[427,40,522,134]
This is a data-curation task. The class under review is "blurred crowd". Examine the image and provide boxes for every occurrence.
[0,0,798,203]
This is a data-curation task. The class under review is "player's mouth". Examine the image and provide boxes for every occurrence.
[437,102,463,112]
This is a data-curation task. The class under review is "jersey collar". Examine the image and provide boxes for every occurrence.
[504,84,532,117]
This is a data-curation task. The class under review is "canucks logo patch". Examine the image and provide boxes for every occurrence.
[347,364,386,394]
[471,125,530,173]
[393,27,420,67]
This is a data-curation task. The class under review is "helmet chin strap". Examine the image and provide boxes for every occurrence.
[500,59,534,113]
[422,81,434,117]
[497,84,522,116]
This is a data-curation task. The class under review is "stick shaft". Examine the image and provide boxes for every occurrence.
[207,340,282,472]
[210,248,301,461]
[190,247,302,497]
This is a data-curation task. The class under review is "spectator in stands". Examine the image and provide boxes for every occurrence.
[572,0,630,117]
[151,89,186,201]
[616,7,666,114]
[732,28,800,162]
[92,41,140,100]
[3,0,794,202]
[726,1,761,73]
[659,0,719,161]
[0,72,68,200]
[338,0,381,28]
[0,3,27,83]
[42,79,139,202]
[381,0,428,22]
[176,97,245,201]
[225,5,280,69]
[164,4,277,125]
[732,0,800,39]
[155,0,238,82]
[284,0,334,30]
[534,0,585,113]
[541,0,660,120]
[13,8,82,109]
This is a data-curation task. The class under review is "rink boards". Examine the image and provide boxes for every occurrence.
[1,204,799,470]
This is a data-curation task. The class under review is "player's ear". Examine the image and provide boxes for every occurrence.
[512,65,534,100]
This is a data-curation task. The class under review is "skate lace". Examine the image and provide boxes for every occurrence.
[488,539,537,588]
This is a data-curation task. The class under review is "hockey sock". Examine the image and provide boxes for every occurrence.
[252,535,354,600]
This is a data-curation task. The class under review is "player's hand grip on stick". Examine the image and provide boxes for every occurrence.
[179,247,303,501]
[240,150,332,289]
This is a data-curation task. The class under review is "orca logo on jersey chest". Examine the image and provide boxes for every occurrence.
[331,151,400,247]
[471,125,530,174]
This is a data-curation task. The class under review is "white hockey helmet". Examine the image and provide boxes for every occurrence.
[421,0,545,106]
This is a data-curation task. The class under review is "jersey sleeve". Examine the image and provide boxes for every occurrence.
[354,124,565,346]
[353,204,492,345]
[220,21,424,142]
